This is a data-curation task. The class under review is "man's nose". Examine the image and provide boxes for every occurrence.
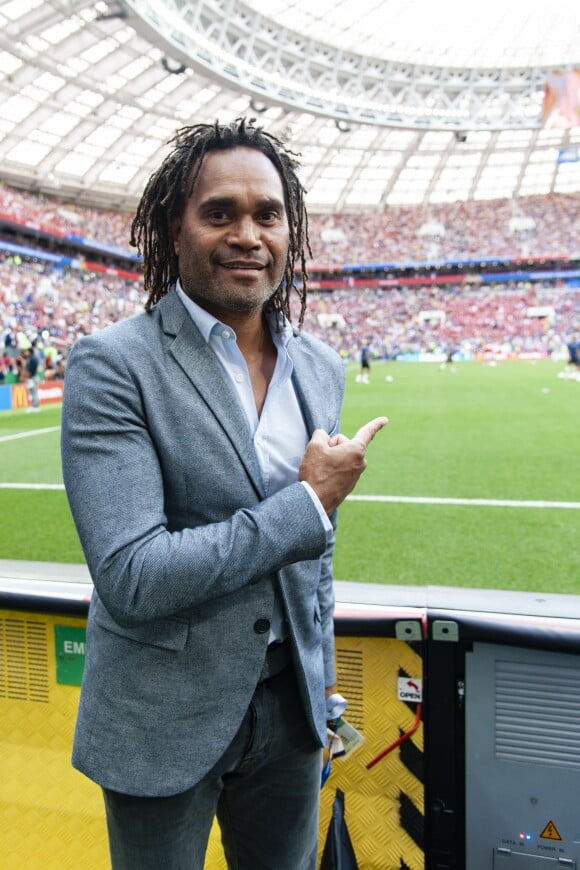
[227,217,261,247]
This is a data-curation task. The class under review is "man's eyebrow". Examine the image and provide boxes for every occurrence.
[198,196,235,210]
[199,195,285,211]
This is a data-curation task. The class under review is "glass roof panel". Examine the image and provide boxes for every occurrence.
[6,140,50,165]
[85,126,122,148]
[2,0,42,20]
[418,132,452,151]
[387,191,425,206]
[0,51,22,74]
[41,113,80,137]
[0,0,577,213]
[98,164,139,184]
[0,95,35,123]
[55,153,97,176]
[245,0,580,67]
[358,168,396,181]
[344,190,383,206]
[80,39,117,64]
[24,34,48,53]
[555,167,580,192]
[42,19,82,44]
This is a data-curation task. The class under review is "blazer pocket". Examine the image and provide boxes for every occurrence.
[93,606,189,652]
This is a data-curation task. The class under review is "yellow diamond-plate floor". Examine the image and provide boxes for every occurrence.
[1,612,423,868]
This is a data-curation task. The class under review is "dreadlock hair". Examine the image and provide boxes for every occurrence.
[130,118,312,325]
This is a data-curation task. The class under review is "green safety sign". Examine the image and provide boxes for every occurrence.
[54,625,86,686]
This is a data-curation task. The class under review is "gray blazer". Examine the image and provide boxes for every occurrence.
[61,288,345,797]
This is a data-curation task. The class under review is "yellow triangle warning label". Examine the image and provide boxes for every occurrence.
[540,820,562,841]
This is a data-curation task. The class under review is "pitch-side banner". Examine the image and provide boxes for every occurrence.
[8,381,64,410]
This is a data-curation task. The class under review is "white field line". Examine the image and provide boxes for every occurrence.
[347,495,580,509]
[0,426,60,443]
[1,426,577,508]
[0,426,63,488]
[0,484,577,509]
[0,483,65,490]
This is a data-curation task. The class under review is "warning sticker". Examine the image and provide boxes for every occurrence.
[540,820,562,841]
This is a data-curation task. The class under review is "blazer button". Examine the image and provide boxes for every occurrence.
[254,618,271,635]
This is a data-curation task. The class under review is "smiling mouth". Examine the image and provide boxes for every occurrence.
[221,262,264,270]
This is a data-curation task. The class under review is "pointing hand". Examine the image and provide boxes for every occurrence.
[299,416,388,514]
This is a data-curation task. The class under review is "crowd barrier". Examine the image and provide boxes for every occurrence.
[2,562,580,868]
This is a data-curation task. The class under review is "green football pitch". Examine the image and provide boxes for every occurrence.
[1,358,578,593]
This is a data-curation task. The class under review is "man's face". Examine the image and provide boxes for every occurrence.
[171,146,290,321]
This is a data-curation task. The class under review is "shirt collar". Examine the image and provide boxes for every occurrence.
[176,280,218,343]
[175,280,293,349]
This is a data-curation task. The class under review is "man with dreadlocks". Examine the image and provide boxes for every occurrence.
[61,118,387,869]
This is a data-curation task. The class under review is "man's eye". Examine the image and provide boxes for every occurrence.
[260,211,279,222]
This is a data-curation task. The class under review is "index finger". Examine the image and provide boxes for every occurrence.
[352,416,389,450]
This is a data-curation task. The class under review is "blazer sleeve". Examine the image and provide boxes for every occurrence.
[61,331,330,627]
[311,344,345,690]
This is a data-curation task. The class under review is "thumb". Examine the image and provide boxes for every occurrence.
[328,433,349,447]
[309,428,331,447]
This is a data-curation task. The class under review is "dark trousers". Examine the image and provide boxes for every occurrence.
[102,662,322,869]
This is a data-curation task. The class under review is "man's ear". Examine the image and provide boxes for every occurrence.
[170,217,181,255]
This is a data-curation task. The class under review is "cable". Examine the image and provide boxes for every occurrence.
[365,701,423,770]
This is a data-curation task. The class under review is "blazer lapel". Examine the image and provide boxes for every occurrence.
[287,334,334,437]
[158,291,265,496]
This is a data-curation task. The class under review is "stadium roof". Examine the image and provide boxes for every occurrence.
[0,0,578,214]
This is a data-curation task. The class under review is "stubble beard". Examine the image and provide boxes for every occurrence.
[197,269,281,316]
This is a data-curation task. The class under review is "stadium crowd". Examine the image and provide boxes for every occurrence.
[301,281,578,360]
[1,182,579,384]
[308,193,580,263]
